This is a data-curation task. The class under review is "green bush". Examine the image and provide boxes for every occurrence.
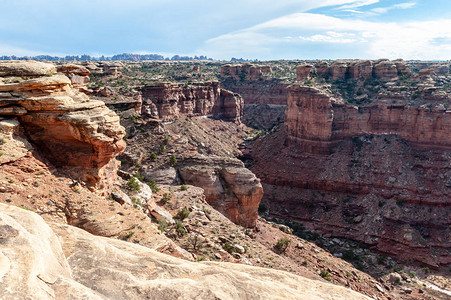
[174,207,190,221]
[274,238,291,254]
[150,152,157,159]
[169,154,177,166]
[320,270,332,281]
[160,192,172,204]
[160,145,166,153]
[127,177,140,191]
[157,218,168,232]
[180,184,187,191]
[134,171,145,181]
[147,180,160,193]
[176,221,186,236]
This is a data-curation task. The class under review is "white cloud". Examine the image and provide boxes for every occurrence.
[199,13,451,60]
[299,31,357,43]
[336,0,379,10]
[372,1,416,14]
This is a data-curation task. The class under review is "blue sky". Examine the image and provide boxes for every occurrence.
[0,0,450,60]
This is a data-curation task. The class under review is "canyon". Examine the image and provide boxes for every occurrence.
[1,59,450,299]
[249,60,451,270]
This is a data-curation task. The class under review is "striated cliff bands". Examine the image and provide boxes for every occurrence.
[140,81,243,124]
[285,85,451,154]
[250,80,451,269]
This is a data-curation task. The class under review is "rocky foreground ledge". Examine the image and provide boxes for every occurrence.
[0,61,125,194]
[0,203,370,300]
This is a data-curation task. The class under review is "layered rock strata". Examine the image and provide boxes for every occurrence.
[250,84,451,268]
[221,63,272,81]
[0,61,125,194]
[285,86,451,154]
[140,82,243,124]
[221,64,289,106]
[178,154,263,227]
[298,59,415,81]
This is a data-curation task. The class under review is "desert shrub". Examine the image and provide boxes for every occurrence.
[147,180,160,193]
[180,184,187,191]
[119,231,134,240]
[175,221,186,236]
[150,152,157,159]
[157,218,168,232]
[169,154,177,166]
[174,207,190,221]
[134,171,145,181]
[274,238,291,254]
[127,177,140,191]
[160,192,172,204]
[320,270,332,281]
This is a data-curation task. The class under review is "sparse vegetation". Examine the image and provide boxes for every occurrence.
[169,154,177,166]
[174,207,190,221]
[147,180,160,193]
[127,177,140,191]
[274,238,291,254]
[320,270,332,281]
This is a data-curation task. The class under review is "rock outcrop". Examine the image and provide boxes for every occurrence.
[250,84,451,268]
[140,82,243,124]
[178,154,263,227]
[0,203,370,300]
[305,59,413,81]
[221,63,272,81]
[57,64,90,88]
[296,64,313,81]
[285,85,451,153]
[0,61,126,194]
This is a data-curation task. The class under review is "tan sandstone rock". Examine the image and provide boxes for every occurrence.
[0,61,126,195]
[0,203,370,300]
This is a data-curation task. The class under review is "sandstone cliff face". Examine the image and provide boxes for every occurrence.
[250,84,451,268]
[178,154,263,227]
[220,64,289,106]
[140,82,243,124]
[0,61,125,194]
[221,63,272,81]
[0,203,370,300]
[285,85,451,153]
[301,59,412,81]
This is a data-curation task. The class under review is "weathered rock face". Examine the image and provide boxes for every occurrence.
[314,61,330,77]
[140,82,243,124]
[57,64,90,88]
[296,64,313,81]
[178,154,263,227]
[349,60,373,80]
[374,60,398,81]
[330,61,349,81]
[250,84,451,268]
[285,85,451,153]
[243,103,286,130]
[0,61,126,194]
[220,63,289,107]
[221,63,272,81]
[308,59,414,81]
[0,203,369,300]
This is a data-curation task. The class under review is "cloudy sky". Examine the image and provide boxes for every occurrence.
[0,0,450,60]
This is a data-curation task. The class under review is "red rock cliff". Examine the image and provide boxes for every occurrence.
[0,61,126,195]
[140,82,243,124]
[286,86,450,153]
[250,84,451,269]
